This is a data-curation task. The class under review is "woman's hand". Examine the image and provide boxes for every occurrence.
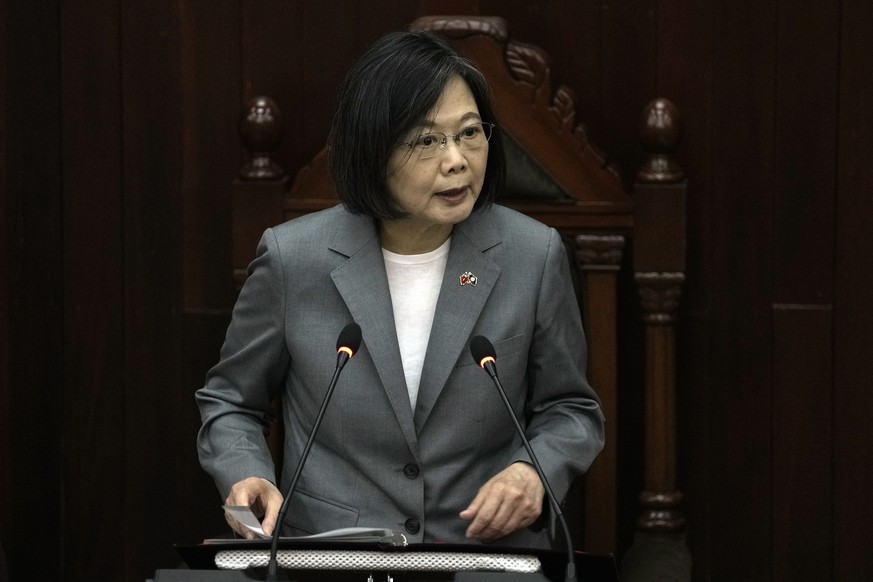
[224,477,284,539]
[459,462,544,541]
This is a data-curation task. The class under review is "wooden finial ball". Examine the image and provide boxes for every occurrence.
[637,98,684,183]
[239,96,284,153]
[239,96,285,180]
[639,98,683,154]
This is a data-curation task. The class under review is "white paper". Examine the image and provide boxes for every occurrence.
[223,505,269,538]
[220,505,400,542]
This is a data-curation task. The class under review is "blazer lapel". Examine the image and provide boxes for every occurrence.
[328,212,418,450]
[414,209,502,431]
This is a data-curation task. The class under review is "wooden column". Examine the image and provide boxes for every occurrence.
[632,99,687,533]
[576,234,625,553]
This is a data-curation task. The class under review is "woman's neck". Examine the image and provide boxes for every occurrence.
[379,220,453,255]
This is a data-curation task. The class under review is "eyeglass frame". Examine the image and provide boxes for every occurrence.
[398,122,496,159]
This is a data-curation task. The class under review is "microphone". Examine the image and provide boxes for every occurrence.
[266,322,363,581]
[470,335,577,582]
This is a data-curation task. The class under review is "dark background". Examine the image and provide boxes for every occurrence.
[2,0,871,580]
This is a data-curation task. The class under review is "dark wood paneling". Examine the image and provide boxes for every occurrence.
[834,0,873,579]
[0,1,64,580]
[773,0,838,576]
[180,1,241,311]
[707,0,778,578]
[773,1,838,303]
[59,1,125,579]
[769,1,838,580]
[602,0,658,186]
[772,306,833,580]
[0,1,11,550]
[120,3,188,579]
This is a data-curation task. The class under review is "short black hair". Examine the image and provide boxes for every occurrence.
[328,30,505,219]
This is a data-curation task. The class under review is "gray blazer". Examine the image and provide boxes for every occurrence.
[196,203,605,547]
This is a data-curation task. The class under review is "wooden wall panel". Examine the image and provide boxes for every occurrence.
[0,4,11,567]
[772,1,838,304]
[59,1,125,579]
[600,0,658,186]
[772,306,833,580]
[707,0,777,579]
[120,3,188,578]
[0,0,7,567]
[180,0,241,312]
[835,0,873,579]
[769,2,838,579]
[0,1,64,580]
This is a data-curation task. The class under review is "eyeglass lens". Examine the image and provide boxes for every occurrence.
[413,123,493,158]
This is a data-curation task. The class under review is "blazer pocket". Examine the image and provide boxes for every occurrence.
[457,333,526,367]
[283,489,360,535]
[495,334,526,358]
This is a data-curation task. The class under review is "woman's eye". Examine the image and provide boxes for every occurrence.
[418,135,437,148]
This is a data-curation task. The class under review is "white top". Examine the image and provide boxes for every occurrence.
[382,238,451,410]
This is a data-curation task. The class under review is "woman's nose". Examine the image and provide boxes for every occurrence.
[440,139,468,171]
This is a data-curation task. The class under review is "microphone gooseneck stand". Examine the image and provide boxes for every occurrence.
[470,335,578,582]
[266,323,362,581]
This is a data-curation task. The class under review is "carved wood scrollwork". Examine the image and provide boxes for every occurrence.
[412,15,509,41]
[410,15,621,186]
[505,40,548,90]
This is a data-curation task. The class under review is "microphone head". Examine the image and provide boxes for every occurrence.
[336,322,362,358]
[470,335,496,368]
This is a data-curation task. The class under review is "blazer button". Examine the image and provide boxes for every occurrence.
[403,463,420,479]
[404,518,420,534]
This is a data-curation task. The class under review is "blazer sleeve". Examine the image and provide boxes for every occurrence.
[195,228,290,499]
[507,227,606,502]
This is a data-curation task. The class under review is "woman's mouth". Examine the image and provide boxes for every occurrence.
[435,187,468,202]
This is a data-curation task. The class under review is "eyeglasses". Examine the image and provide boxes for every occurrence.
[399,122,495,159]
